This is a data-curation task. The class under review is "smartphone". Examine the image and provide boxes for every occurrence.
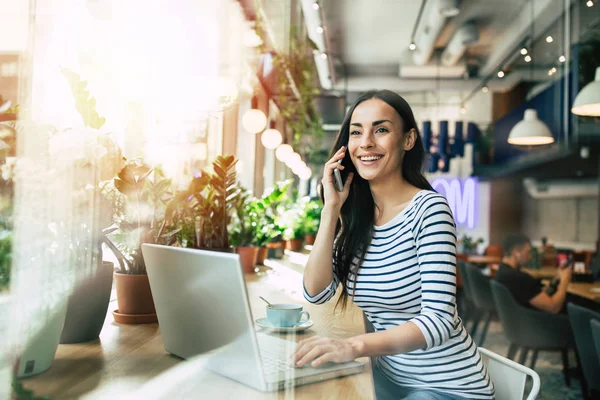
[333,159,344,192]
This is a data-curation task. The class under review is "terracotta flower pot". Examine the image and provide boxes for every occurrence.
[304,234,316,246]
[236,246,259,273]
[114,273,156,316]
[286,238,304,252]
[256,247,268,265]
[266,241,285,259]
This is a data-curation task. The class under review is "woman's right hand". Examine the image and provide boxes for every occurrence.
[321,146,354,214]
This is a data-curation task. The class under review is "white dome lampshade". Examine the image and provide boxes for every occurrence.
[261,128,282,149]
[572,67,600,116]
[242,109,267,133]
[507,109,554,145]
[275,144,293,161]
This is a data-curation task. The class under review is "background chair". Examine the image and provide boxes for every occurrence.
[591,319,600,371]
[490,280,576,385]
[567,303,600,399]
[457,261,480,333]
[479,347,540,400]
[465,263,496,346]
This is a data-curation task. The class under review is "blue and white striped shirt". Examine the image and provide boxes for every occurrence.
[304,190,494,399]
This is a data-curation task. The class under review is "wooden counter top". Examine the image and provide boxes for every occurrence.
[21,253,373,399]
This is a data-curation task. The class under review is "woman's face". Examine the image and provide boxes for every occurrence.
[347,98,415,183]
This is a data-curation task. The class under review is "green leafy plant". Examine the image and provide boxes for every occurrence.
[254,180,292,244]
[101,160,175,274]
[460,234,484,254]
[160,155,239,250]
[301,198,322,236]
[254,16,323,163]
[60,67,106,129]
[0,232,11,290]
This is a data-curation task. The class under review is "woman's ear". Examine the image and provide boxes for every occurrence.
[403,129,417,151]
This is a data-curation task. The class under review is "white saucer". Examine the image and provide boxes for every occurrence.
[254,317,314,333]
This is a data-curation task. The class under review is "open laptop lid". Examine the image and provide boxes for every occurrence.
[141,244,269,391]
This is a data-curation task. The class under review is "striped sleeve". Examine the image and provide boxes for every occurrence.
[303,270,339,304]
[409,194,458,350]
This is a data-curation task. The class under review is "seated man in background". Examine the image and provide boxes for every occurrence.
[496,233,572,314]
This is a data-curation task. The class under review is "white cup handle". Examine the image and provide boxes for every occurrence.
[299,311,310,323]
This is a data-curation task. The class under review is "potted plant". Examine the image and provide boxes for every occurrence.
[102,160,176,324]
[458,234,484,256]
[230,188,260,272]
[251,180,291,260]
[301,197,322,245]
[49,68,126,340]
[159,155,239,251]
[282,205,306,252]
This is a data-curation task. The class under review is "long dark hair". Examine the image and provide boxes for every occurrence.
[322,90,433,310]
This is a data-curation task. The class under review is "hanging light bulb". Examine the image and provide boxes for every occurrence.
[299,168,312,180]
[261,129,283,149]
[242,97,267,133]
[508,109,554,145]
[572,67,600,116]
[285,152,302,167]
[275,144,293,161]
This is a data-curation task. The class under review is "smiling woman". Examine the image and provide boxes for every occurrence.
[298,90,495,399]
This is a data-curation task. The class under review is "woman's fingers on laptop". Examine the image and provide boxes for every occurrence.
[293,336,359,367]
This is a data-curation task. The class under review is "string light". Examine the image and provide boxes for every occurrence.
[409,42,416,51]
[482,86,489,93]
[520,48,528,55]
[525,55,532,62]
[546,36,553,43]
[497,71,505,78]
[312,2,319,10]
[316,26,323,34]
[559,55,566,63]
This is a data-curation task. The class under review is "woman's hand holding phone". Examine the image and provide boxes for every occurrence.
[322,146,354,214]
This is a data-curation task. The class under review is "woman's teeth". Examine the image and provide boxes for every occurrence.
[360,156,382,161]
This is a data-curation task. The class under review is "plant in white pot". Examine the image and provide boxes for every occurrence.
[51,68,125,343]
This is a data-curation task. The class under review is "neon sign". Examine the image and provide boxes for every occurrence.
[431,177,477,229]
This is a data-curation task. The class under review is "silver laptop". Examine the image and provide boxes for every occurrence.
[141,244,365,392]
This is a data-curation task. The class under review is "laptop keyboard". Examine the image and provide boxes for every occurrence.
[257,333,300,375]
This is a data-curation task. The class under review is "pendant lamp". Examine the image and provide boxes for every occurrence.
[508,109,554,145]
[572,67,600,116]
[508,0,553,146]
